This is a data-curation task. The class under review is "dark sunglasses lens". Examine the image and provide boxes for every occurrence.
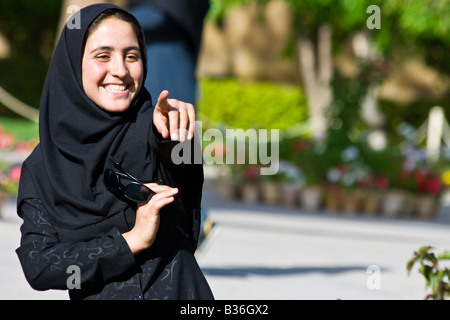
[104,169,120,191]
[125,183,154,203]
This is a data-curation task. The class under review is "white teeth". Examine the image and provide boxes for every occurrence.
[105,85,126,92]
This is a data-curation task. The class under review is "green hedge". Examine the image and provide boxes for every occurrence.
[0,117,38,142]
[197,78,308,130]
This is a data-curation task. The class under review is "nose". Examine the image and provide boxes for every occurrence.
[109,55,128,78]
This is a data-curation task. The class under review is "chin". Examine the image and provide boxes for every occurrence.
[98,99,133,113]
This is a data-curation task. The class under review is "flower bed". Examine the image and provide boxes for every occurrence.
[213,134,449,220]
[0,125,37,217]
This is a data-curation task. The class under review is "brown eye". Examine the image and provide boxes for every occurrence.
[126,54,139,61]
[95,54,110,61]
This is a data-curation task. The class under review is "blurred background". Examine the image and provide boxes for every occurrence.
[1,0,449,218]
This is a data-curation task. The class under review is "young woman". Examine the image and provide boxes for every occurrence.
[16,3,213,300]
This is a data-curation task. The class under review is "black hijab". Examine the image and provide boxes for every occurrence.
[17,4,159,229]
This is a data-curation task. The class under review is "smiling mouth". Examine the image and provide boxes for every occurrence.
[104,84,128,93]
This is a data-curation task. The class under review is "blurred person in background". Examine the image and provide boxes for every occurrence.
[128,0,209,106]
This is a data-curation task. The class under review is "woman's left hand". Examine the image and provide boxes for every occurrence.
[153,90,195,142]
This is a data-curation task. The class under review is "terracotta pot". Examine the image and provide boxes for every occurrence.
[261,181,281,205]
[341,189,364,214]
[381,190,406,217]
[324,187,341,213]
[280,183,300,208]
[414,194,438,219]
[240,182,260,204]
[360,190,382,215]
[400,192,416,217]
[216,179,238,200]
[299,186,323,212]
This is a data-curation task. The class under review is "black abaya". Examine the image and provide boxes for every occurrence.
[15,3,213,300]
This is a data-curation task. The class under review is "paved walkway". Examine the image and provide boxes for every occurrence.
[198,183,450,300]
[1,180,449,300]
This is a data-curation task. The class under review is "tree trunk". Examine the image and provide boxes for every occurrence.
[352,31,385,128]
[297,24,333,141]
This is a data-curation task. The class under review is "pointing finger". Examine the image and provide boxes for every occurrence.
[157,90,169,107]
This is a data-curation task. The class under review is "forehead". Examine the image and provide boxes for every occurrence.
[85,17,139,48]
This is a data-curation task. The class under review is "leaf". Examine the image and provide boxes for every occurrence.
[406,257,416,275]
[419,265,432,286]
[429,273,440,296]
[425,253,439,266]
[446,269,450,279]
[418,245,434,255]
[437,251,450,260]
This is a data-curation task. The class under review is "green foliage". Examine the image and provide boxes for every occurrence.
[287,139,327,186]
[212,0,450,76]
[390,0,450,74]
[0,0,62,112]
[207,0,270,21]
[392,0,450,41]
[197,78,308,130]
[379,98,450,137]
[0,0,62,55]
[0,56,49,111]
[407,246,450,300]
[319,67,371,166]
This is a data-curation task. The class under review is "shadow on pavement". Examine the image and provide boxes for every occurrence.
[202,265,376,278]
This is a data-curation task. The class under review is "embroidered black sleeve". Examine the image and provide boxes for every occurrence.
[16,199,137,291]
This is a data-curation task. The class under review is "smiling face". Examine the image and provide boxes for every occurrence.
[82,17,144,113]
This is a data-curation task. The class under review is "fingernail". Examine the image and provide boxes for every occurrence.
[172,132,178,141]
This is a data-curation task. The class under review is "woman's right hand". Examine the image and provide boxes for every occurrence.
[122,183,178,254]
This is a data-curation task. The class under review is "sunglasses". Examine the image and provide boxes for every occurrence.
[103,160,161,203]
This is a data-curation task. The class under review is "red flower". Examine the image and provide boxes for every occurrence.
[245,166,260,180]
[9,166,21,183]
[414,168,428,184]
[0,134,14,149]
[292,140,305,152]
[373,176,389,190]
[420,177,442,195]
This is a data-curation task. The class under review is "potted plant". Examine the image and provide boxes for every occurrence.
[277,160,303,208]
[214,164,241,200]
[293,141,325,212]
[239,164,261,204]
[359,175,389,215]
[413,169,443,219]
[323,146,372,214]
[387,144,444,219]
[407,246,450,300]
[260,174,281,205]
[362,145,412,218]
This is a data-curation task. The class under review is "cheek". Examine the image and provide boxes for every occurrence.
[82,61,106,93]
[130,62,144,88]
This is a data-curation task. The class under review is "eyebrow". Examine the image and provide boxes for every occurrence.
[90,46,141,54]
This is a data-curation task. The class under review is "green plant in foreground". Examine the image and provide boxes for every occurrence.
[407,246,450,300]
